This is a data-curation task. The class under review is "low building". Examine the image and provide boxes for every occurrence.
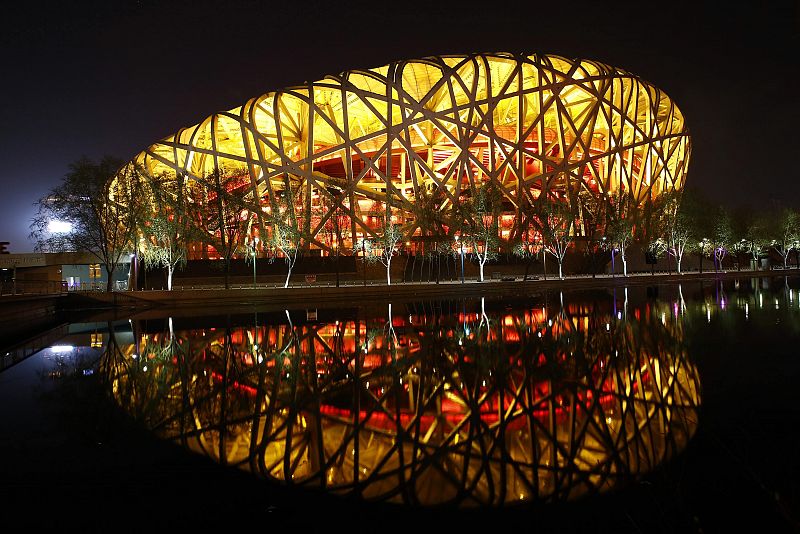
[0,252,131,294]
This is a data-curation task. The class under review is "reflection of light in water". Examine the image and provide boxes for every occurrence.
[106,298,701,508]
[50,345,74,353]
[745,302,749,320]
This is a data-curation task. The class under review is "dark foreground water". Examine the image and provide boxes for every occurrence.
[1,277,799,532]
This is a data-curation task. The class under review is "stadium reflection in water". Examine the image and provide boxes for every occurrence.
[102,293,700,507]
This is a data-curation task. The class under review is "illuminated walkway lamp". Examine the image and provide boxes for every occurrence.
[455,234,464,284]
[248,236,259,288]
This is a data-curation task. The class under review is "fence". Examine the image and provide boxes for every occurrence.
[0,279,128,296]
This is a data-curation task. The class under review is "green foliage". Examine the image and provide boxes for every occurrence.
[138,172,201,289]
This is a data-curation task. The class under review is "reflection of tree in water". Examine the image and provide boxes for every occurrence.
[102,296,700,507]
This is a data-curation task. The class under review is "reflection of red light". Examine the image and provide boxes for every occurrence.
[318,389,620,432]
[504,331,520,342]
[210,371,258,396]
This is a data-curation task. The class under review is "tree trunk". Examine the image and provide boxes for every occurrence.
[167,266,174,291]
[386,259,391,285]
[543,251,547,280]
[284,264,292,288]
[105,264,115,292]
[558,260,563,279]
[479,260,485,282]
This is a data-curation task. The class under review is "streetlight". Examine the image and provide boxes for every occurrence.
[332,240,340,287]
[611,247,618,278]
[248,236,259,288]
[360,238,367,287]
[47,220,73,234]
[699,238,708,273]
[455,234,464,284]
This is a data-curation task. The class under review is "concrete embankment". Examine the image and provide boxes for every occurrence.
[62,270,787,311]
[0,294,66,347]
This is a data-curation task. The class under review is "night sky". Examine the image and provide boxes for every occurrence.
[1,0,798,252]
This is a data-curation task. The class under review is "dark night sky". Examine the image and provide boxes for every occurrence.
[1,0,798,252]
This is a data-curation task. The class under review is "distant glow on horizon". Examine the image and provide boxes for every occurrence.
[47,220,73,234]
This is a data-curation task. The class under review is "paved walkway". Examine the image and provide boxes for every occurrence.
[59,269,796,311]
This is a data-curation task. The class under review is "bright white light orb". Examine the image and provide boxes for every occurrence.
[47,220,73,234]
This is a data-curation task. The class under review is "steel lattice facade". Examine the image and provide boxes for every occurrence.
[115,52,691,258]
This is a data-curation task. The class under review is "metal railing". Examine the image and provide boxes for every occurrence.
[0,279,128,296]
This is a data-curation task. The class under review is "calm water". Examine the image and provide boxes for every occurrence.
[2,277,799,532]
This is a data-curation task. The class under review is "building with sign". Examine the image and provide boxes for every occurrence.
[0,253,131,294]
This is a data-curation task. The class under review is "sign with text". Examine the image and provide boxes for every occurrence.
[0,254,47,268]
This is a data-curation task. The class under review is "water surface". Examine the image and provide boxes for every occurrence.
[2,277,799,531]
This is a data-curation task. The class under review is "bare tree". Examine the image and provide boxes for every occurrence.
[711,207,734,271]
[360,209,402,285]
[770,208,800,270]
[316,190,353,287]
[199,167,253,289]
[265,178,304,288]
[31,156,143,291]
[538,199,575,280]
[663,195,695,275]
[139,172,198,290]
[512,233,544,281]
[459,184,502,282]
[604,193,634,277]
[742,215,769,270]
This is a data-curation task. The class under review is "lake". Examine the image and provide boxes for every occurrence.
[1,276,798,532]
